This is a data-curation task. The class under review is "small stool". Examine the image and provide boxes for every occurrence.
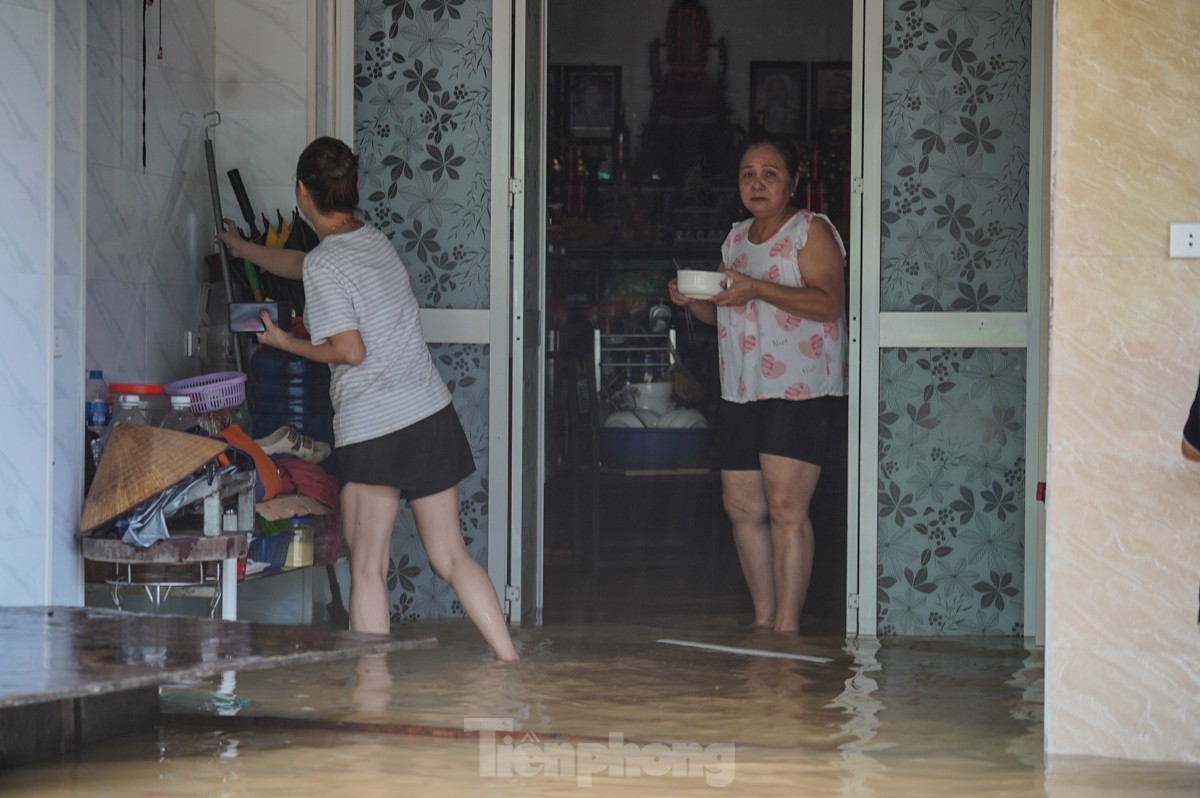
[82,532,249,619]
[80,471,256,620]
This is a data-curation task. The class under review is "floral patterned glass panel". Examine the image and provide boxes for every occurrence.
[355,0,493,309]
[877,347,1026,637]
[355,0,494,623]
[879,0,1030,312]
[388,344,490,624]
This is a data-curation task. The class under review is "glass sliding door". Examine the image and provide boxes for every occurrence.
[858,0,1042,637]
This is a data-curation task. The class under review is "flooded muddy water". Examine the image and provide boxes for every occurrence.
[2,616,1197,796]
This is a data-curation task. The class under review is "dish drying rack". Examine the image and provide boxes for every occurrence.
[593,329,677,409]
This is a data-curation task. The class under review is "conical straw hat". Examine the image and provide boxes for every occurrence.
[80,424,228,534]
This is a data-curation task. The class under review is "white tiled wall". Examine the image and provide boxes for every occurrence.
[0,0,63,605]
[85,0,216,385]
[0,1,310,608]
[214,0,313,243]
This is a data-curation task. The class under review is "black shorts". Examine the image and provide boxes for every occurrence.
[718,396,842,470]
[335,402,476,499]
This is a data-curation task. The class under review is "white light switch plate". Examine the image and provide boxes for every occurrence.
[1169,223,1200,258]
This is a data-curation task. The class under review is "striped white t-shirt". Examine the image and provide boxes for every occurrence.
[302,224,451,447]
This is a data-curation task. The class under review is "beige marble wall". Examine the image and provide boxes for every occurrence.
[1047,0,1200,763]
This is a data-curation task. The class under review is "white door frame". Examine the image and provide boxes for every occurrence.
[333,0,518,608]
[507,0,548,623]
[854,0,1048,639]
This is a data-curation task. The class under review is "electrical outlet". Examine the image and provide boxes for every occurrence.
[1169,223,1200,258]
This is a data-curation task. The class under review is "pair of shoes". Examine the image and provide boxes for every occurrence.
[254,425,331,464]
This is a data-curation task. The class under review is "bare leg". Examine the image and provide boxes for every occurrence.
[341,482,402,634]
[410,485,519,662]
[722,469,775,628]
[760,453,822,633]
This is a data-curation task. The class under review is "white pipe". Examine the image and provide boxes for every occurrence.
[657,639,833,664]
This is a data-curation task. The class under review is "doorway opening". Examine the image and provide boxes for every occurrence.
[539,0,854,633]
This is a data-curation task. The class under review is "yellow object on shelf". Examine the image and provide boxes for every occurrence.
[285,521,314,568]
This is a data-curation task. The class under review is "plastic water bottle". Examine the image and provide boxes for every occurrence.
[97,394,149,462]
[159,395,203,434]
[85,370,111,466]
[85,370,111,430]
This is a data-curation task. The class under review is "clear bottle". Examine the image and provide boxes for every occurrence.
[97,394,149,462]
[85,370,111,430]
[159,395,202,434]
[85,370,111,466]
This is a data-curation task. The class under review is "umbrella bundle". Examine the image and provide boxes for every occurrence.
[226,168,317,316]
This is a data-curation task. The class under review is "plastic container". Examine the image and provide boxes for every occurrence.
[248,346,333,444]
[285,518,315,568]
[85,370,111,467]
[164,372,247,414]
[599,427,711,469]
[248,532,291,572]
[97,394,150,460]
[109,383,169,426]
[159,394,203,434]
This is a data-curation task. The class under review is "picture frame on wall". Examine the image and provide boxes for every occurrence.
[810,61,853,140]
[749,61,808,139]
[565,66,621,141]
[547,64,563,140]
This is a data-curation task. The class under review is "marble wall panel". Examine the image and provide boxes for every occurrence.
[1047,0,1200,764]
[54,0,82,153]
[85,15,215,385]
[0,535,48,605]
[214,0,310,225]
[0,137,49,275]
[0,274,50,407]
[54,147,83,277]
[0,3,49,143]
[0,397,50,545]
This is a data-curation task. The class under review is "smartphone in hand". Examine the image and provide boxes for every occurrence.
[228,301,290,333]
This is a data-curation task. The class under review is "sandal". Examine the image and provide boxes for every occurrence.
[254,425,331,464]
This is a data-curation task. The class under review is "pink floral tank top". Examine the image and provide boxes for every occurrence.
[717,210,848,403]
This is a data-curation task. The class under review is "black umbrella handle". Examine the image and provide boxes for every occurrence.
[227,168,261,240]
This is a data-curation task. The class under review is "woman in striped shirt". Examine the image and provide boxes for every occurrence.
[219,137,518,661]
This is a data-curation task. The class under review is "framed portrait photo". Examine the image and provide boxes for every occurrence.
[750,61,808,139]
[565,66,621,141]
[810,61,853,140]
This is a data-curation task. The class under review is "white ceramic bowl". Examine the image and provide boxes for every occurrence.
[677,269,726,299]
[629,381,674,414]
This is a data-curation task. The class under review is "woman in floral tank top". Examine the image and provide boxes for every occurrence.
[668,136,847,633]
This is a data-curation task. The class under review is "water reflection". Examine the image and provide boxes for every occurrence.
[828,636,889,796]
[2,620,1198,796]
[349,653,394,718]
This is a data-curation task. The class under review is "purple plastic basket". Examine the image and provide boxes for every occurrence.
[164,371,247,413]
